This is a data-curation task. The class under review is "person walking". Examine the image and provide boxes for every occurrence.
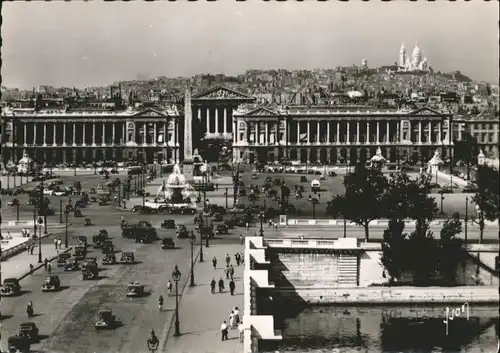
[229,279,236,296]
[245,222,249,231]
[238,321,245,342]
[234,307,240,324]
[212,257,217,270]
[54,238,58,250]
[167,280,173,295]
[57,239,62,249]
[225,254,231,266]
[210,278,216,294]
[30,244,35,255]
[220,321,228,341]
[235,253,240,266]
[229,311,235,328]
[218,278,225,293]
[44,258,49,270]
[240,234,244,245]
[225,266,230,280]
[229,265,235,281]
[29,263,34,274]
[47,262,52,275]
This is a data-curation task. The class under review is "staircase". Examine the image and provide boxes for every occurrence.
[337,255,358,286]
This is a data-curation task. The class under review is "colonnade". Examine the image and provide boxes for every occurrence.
[196,106,235,134]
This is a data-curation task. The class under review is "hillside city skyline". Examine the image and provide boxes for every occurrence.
[1,1,498,89]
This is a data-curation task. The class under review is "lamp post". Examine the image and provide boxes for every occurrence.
[189,235,195,287]
[259,211,264,237]
[37,216,43,263]
[224,188,228,209]
[16,201,20,222]
[172,266,181,337]
[65,209,70,248]
[464,196,468,245]
[343,216,347,238]
[197,228,203,263]
[440,191,445,215]
[311,198,317,220]
[59,199,63,224]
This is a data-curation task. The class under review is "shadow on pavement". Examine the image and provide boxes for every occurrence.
[0,314,14,320]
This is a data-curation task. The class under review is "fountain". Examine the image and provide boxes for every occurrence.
[156,163,196,206]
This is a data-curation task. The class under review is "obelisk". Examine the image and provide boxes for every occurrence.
[182,88,194,181]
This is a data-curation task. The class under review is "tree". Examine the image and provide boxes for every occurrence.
[329,163,388,241]
[438,212,464,286]
[380,219,408,285]
[406,222,438,286]
[453,132,479,180]
[472,165,500,243]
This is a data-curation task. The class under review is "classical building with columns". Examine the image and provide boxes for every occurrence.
[1,105,181,165]
[232,105,454,165]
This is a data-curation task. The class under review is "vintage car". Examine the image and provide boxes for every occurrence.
[57,253,71,267]
[64,258,80,271]
[102,252,117,265]
[300,176,307,182]
[81,257,98,270]
[176,225,189,238]
[1,278,21,296]
[82,262,99,280]
[161,219,176,229]
[120,252,135,264]
[101,240,115,254]
[215,224,228,235]
[161,237,175,249]
[213,213,224,221]
[7,335,31,353]
[93,230,109,247]
[134,228,157,243]
[95,309,116,330]
[77,235,88,247]
[84,217,92,226]
[126,282,145,297]
[74,245,87,260]
[41,276,61,292]
[74,209,83,217]
[19,322,40,342]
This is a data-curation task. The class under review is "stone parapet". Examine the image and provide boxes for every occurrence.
[281,218,499,227]
[244,237,282,353]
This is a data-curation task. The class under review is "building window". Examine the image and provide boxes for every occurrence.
[279,133,284,141]
[168,133,172,142]
[239,133,245,141]
[128,133,133,141]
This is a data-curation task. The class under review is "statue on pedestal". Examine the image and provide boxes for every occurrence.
[426,149,443,175]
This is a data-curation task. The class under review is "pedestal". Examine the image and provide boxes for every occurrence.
[182,160,194,183]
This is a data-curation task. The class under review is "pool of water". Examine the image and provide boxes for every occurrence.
[260,305,499,353]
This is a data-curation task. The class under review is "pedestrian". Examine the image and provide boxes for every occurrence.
[220,321,228,341]
[225,254,231,266]
[234,307,240,324]
[167,280,173,295]
[29,263,34,274]
[239,252,244,265]
[229,279,235,295]
[218,278,225,293]
[245,222,249,231]
[30,244,34,255]
[54,238,58,250]
[216,183,219,191]
[58,239,62,249]
[274,223,278,231]
[238,321,245,342]
[229,265,235,280]
[47,262,52,274]
[26,243,30,253]
[210,278,216,294]
[229,310,235,328]
[212,256,217,270]
[44,258,48,270]
[225,266,230,279]
[268,220,272,227]
[26,229,30,238]
[235,253,240,266]
[240,234,244,245]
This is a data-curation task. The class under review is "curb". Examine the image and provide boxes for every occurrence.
[159,247,201,351]
[0,232,54,262]
[17,246,74,281]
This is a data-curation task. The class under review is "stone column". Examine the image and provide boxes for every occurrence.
[386,121,390,143]
[215,107,219,134]
[82,123,86,146]
[327,122,330,143]
[43,123,47,146]
[367,122,370,144]
[307,122,310,143]
[317,121,320,144]
[153,123,157,145]
[428,122,432,143]
[307,148,311,163]
[347,122,350,143]
[336,122,340,143]
[438,121,442,143]
[223,108,228,134]
[206,108,210,132]
[297,121,300,144]
[327,148,331,161]
[23,123,27,146]
[418,121,422,143]
[102,123,106,146]
[112,123,116,145]
[164,122,168,145]
[33,123,38,145]
[62,123,66,146]
[92,122,96,146]
[198,108,201,121]
[376,122,380,143]
[52,123,57,146]
[356,122,360,144]
[265,123,269,144]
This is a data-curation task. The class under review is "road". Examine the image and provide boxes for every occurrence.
[1,172,249,353]
[276,225,499,243]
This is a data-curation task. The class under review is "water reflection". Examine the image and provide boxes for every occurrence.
[260,305,499,353]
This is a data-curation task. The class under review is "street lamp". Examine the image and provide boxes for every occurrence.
[189,235,196,287]
[259,211,265,237]
[64,208,70,248]
[196,229,203,263]
[440,191,445,215]
[311,198,318,220]
[60,199,64,224]
[37,216,43,263]
[224,188,228,209]
[464,196,469,245]
[171,266,181,337]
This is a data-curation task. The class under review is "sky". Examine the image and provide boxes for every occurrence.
[1,0,498,89]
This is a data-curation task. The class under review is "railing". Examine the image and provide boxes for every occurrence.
[264,237,359,249]
[282,218,499,227]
